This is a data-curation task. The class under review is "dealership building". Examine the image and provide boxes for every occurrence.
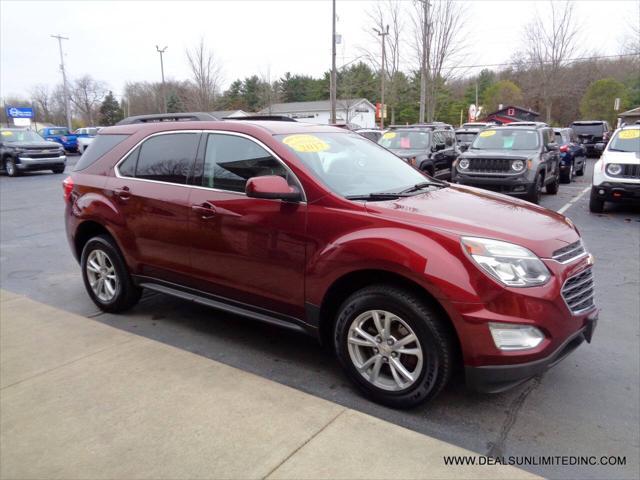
[258,98,376,128]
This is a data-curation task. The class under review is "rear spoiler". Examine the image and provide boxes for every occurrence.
[116,112,218,125]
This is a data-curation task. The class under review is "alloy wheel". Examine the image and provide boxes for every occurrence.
[347,310,424,391]
[86,249,119,302]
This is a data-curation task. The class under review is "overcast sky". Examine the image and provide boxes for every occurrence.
[1,0,637,101]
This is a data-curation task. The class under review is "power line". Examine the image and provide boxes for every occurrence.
[444,52,640,71]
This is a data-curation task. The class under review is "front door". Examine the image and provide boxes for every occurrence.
[187,132,307,319]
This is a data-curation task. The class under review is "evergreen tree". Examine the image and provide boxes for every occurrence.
[166,92,184,113]
[99,91,123,126]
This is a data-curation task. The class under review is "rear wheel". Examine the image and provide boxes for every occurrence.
[4,158,19,177]
[334,285,454,408]
[81,235,141,312]
[589,188,605,213]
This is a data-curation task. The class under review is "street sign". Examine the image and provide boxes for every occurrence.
[6,106,34,119]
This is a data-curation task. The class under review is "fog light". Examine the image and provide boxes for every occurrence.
[598,189,605,195]
[513,185,526,192]
[488,323,544,350]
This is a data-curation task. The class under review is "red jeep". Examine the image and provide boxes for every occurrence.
[64,114,597,408]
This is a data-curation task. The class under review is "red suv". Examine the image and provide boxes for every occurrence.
[64,114,598,408]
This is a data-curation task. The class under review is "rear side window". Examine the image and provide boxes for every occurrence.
[73,134,130,171]
[135,133,199,184]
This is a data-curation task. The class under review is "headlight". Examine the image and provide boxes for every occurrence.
[512,160,525,172]
[461,237,551,287]
[458,158,470,170]
[606,163,622,176]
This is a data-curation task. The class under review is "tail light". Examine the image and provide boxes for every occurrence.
[560,145,568,152]
[63,176,74,202]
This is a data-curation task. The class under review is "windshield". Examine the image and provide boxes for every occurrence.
[455,132,477,142]
[1,130,46,143]
[608,129,640,153]
[378,130,430,150]
[276,132,430,197]
[471,128,540,150]
[49,128,70,136]
[571,123,605,136]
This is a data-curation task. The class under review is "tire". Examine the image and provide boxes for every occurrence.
[334,284,455,408]
[81,235,141,313]
[546,173,559,194]
[52,166,65,174]
[4,158,19,177]
[560,162,573,184]
[576,158,585,176]
[589,188,605,213]
[526,174,543,204]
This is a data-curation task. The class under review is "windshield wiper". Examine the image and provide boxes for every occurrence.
[346,193,410,201]
[398,181,445,194]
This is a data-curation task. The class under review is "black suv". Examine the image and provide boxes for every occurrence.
[569,121,611,157]
[452,124,560,204]
[377,125,458,180]
[0,128,66,176]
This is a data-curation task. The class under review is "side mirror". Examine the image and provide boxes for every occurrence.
[459,144,469,152]
[245,175,302,202]
[432,143,446,152]
[545,142,559,151]
[445,137,454,147]
[595,143,605,152]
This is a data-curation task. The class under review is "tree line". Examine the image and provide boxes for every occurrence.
[2,0,638,128]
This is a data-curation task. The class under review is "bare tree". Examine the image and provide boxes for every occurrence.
[70,75,107,125]
[522,1,580,123]
[186,38,223,111]
[412,0,467,122]
[30,85,54,123]
[361,0,405,123]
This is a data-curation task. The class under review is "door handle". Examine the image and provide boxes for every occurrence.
[115,186,131,201]
[191,202,216,219]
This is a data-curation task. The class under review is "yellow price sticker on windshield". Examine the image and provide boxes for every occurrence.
[479,130,496,137]
[382,132,396,139]
[1,131,13,136]
[283,134,330,153]
[618,129,640,140]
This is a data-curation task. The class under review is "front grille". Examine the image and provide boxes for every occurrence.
[468,158,512,173]
[552,240,586,263]
[21,149,62,159]
[620,164,640,179]
[562,267,595,314]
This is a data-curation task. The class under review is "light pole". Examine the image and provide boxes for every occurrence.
[417,0,431,123]
[374,25,389,129]
[156,45,168,113]
[51,34,72,130]
[330,0,337,124]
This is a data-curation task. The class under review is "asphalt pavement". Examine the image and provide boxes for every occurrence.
[0,155,638,479]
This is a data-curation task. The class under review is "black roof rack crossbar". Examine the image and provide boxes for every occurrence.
[225,115,298,122]
[116,112,218,125]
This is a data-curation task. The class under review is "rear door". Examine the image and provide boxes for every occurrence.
[542,128,559,179]
[108,131,201,284]
[187,132,307,318]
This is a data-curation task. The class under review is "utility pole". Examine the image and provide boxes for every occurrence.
[51,34,72,130]
[417,0,430,123]
[330,0,337,124]
[156,45,168,113]
[374,25,389,129]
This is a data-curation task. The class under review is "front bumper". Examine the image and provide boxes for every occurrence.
[592,183,640,203]
[466,312,598,393]
[453,172,532,196]
[17,155,67,171]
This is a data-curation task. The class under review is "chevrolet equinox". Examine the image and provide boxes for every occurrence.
[64,115,598,408]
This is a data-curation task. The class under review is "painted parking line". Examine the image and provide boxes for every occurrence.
[557,186,591,214]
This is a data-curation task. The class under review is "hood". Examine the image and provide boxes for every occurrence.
[6,140,63,149]
[460,149,537,159]
[364,184,579,259]
[602,150,640,164]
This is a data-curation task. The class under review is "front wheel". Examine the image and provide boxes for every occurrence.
[52,166,65,174]
[589,188,605,213]
[526,175,543,204]
[560,163,573,184]
[576,158,586,176]
[4,158,19,177]
[334,285,454,408]
[81,235,141,313]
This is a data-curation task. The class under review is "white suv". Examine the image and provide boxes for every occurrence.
[590,125,640,212]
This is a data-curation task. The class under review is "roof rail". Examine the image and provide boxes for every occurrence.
[116,112,218,125]
[225,115,298,122]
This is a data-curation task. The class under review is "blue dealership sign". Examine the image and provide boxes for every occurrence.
[6,106,34,119]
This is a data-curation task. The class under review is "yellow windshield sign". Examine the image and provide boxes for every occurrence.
[618,129,640,140]
[382,132,396,139]
[282,134,330,153]
[479,130,496,138]
[1,131,13,136]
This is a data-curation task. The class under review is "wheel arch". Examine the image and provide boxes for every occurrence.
[74,220,124,263]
